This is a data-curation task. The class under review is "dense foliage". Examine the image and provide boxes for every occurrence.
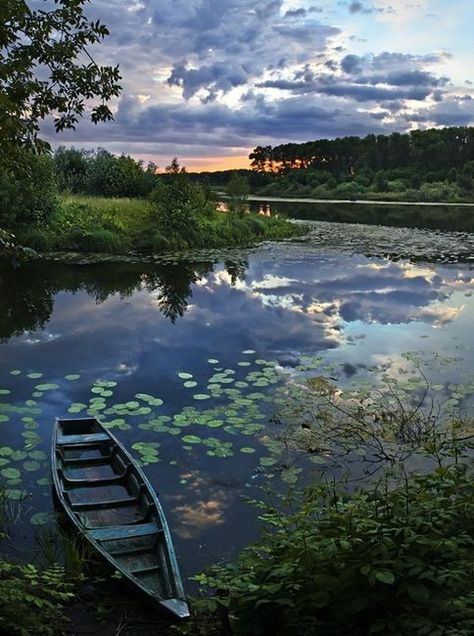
[194,462,474,635]
[247,127,474,202]
[0,0,121,164]
[0,561,73,635]
[0,151,57,228]
[53,147,157,198]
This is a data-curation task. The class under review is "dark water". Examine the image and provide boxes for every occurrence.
[249,199,474,232]
[1,209,473,585]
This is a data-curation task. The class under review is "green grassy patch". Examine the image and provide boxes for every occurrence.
[16,194,303,255]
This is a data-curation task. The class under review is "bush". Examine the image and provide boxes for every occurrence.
[0,152,58,228]
[0,560,73,634]
[195,463,474,635]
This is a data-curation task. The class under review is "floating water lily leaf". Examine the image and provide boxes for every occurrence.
[64,374,81,381]
[35,383,59,392]
[240,447,256,454]
[95,380,117,388]
[0,415,9,423]
[242,350,256,355]
[208,359,219,364]
[5,489,27,501]
[27,373,43,379]
[207,420,222,428]
[260,457,278,467]
[1,467,20,480]
[182,435,201,444]
[281,466,302,484]
[135,393,155,402]
[126,401,140,410]
[178,372,193,380]
[11,451,27,461]
[10,370,21,376]
[184,381,198,389]
[24,460,41,472]
[0,389,11,395]
[36,477,51,486]
[30,512,53,526]
[237,362,251,367]
[193,394,211,400]
[0,446,13,456]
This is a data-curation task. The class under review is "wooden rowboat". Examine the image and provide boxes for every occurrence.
[51,417,189,619]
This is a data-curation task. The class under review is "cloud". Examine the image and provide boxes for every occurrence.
[40,0,471,162]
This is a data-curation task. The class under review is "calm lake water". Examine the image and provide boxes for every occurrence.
[1,203,473,585]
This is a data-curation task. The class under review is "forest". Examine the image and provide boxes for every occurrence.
[245,127,474,201]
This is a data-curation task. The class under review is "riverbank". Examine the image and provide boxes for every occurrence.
[9,194,303,257]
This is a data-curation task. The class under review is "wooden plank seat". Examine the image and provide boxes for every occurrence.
[89,522,159,541]
[57,432,110,445]
[59,465,130,486]
[71,496,137,511]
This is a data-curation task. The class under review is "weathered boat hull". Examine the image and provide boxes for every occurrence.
[51,417,189,619]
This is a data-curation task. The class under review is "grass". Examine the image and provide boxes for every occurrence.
[16,194,303,255]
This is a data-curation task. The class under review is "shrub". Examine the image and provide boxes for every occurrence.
[195,463,474,636]
[0,560,73,635]
[0,152,57,228]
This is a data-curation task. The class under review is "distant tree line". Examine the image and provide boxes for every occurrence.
[248,127,474,202]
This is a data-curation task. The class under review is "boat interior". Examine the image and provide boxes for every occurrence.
[55,418,174,596]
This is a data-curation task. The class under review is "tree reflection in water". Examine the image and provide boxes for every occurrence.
[0,257,249,340]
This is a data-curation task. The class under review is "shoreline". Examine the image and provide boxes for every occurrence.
[247,195,474,207]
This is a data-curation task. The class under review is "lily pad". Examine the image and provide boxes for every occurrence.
[178,372,193,380]
[1,467,20,480]
[23,461,41,472]
[64,374,81,381]
[240,447,256,454]
[30,512,53,526]
[182,435,201,444]
[35,383,59,392]
[193,394,211,401]
[27,373,43,379]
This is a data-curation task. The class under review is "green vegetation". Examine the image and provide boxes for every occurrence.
[2,155,301,256]
[0,560,73,635]
[247,127,474,202]
[192,461,474,636]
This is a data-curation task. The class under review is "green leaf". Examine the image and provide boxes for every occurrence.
[407,583,430,602]
[375,571,395,585]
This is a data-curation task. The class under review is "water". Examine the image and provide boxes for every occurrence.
[1,207,473,583]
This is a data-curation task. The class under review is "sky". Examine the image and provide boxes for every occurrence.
[46,0,474,171]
